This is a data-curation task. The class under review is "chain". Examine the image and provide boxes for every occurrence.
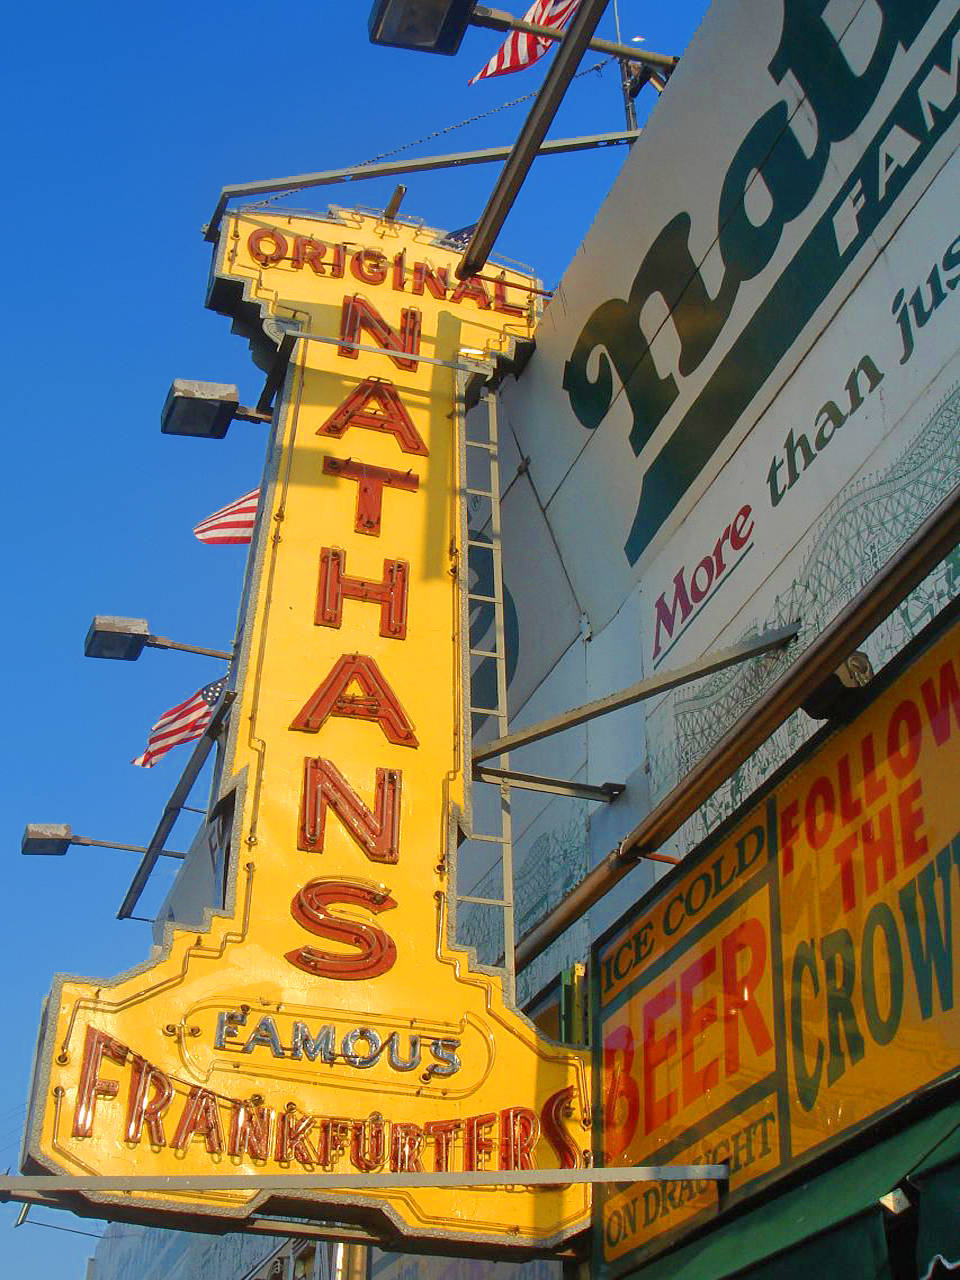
[248,58,613,211]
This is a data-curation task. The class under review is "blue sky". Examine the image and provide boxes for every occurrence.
[0,2,706,1272]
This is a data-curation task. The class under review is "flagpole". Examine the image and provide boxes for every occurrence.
[618,57,638,130]
[612,0,637,131]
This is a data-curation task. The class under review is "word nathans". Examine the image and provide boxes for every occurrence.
[563,0,951,565]
[273,287,438,983]
[71,1026,581,1174]
[650,504,754,663]
[765,355,883,508]
[246,228,526,316]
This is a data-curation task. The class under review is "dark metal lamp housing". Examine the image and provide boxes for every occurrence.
[368,0,475,53]
[84,616,150,661]
[161,379,240,438]
[22,824,73,856]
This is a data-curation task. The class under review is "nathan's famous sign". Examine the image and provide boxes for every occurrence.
[595,614,960,1272]
[23,211,591,1250]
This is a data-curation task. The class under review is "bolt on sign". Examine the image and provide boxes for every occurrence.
[23,210,591,1250]
[593,612,960,1274]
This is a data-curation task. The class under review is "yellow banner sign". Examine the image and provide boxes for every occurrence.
[595,615,960,1270]
[24,211,591,1250]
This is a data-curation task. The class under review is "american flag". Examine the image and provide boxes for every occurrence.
[131,678,227,769]
[193,489,260,545]
[435,225,477,251]
[469,0,580,84]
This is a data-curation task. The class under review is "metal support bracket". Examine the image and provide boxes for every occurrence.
[0,1165,728,1195]
[204,132,640,245]
[457,0,610,278]
[256,330,297,414]
[470,5,678,70]
[474,765,624,802]
[474,622,801,764]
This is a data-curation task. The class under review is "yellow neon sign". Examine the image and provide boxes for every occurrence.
[24,211,591,1250]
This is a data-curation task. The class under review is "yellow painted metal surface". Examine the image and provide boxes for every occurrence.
[596,615,960,1271]
[24,211,591,1250]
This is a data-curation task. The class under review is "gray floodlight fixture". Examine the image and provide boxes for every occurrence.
[161,379,272,439]
[368,0,475,53]
[84,616,232,663]
[21,824,186,860]
[85,615,150,661]
[21,824,73,856]
[162,379,238,438]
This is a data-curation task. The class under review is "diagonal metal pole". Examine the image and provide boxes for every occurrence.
[117,691,235,920]
[203,131,639,245]
[469,5,678,70]
[456,0,612,279]
[473,623,801,763]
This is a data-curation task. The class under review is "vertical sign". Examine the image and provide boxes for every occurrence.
[23,212,591,1251]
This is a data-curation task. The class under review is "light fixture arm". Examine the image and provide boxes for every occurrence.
[69,836,186,860]
[144,634,233,662]
[469,5,678,70]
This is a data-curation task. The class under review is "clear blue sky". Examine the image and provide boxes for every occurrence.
[0,2,705,1272]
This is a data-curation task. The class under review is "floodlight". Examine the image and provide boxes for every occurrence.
[84,616,150,661]
[21,824,73,856]
[368,0,475,53]
[160,379,271,439]
[21,824,185,859]
[84,616,231,663]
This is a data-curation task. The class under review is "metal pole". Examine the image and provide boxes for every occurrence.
[469,6,678,69]
[117,691,235,919]
[71,836,185,860]
[472,623,800,763]
[145,635,233,662]
[619,58,639,130]
[203,132,639,245]
[0,1164,728,1194]
[456,0,613,280]
[515,479,960,972]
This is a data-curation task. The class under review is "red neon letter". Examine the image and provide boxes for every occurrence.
[285,879,398,980]
[171,1087,224,1154]
[322,456,419,537]
[316,548,409,640]
[73,1026,127,1138]
[317,378,428,455]
[339,296,421,370]
[299,757,401,863]
[125,1056,174,1146]
[229,1102,272,1160]
[290,653,417,747]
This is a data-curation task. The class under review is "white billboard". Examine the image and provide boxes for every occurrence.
[498,0,960,862]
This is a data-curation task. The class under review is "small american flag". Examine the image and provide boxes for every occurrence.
[469,0,580,84]
[131,678,227,769]
[435,225,477,251]
[193,489,260,545]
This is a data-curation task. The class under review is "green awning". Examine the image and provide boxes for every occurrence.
[625,1099,960,1280]
[909,1101,960,1277]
